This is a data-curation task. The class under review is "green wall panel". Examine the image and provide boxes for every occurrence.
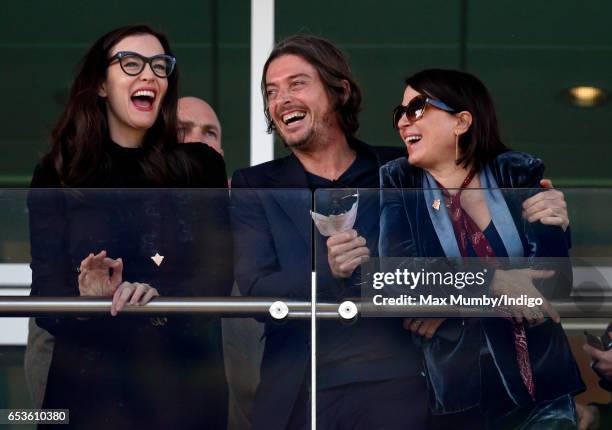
[466,0,612,182]
[1,1,611,184]
[274,0,462,154]
[0,0,250,182]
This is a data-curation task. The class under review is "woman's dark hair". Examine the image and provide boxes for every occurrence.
[404,69,509,171]
[261,34,362,137]
[44,25,179,186]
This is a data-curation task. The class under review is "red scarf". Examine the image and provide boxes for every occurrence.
[436,170,536,400]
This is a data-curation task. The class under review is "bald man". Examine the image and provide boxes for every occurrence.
[178,98,263,429]
[177,96,223,155]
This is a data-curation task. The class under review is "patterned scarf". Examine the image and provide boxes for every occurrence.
[436,169,536,400]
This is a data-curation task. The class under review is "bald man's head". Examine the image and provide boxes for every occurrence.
[177,97,223,155]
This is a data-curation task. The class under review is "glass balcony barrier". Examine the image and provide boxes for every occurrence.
[0,188,611,429]
[0,188,314,430]
[314,187,612,429]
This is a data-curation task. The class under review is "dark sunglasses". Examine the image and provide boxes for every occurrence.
[392,94,456,129]
[107,51,176,78]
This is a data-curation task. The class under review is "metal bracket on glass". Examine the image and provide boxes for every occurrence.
[338,301,358,320]
[269,300,289,320]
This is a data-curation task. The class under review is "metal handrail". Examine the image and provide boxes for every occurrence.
[2,297,612,319]
[0,297,309,318]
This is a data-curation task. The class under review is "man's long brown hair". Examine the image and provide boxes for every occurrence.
[43,25,179,186]
[261,34,362,137]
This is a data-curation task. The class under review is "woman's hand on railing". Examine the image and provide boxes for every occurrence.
[78,250,123,297]
[111,282,159,316]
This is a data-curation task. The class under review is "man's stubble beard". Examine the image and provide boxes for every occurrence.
[277,122,316,151]
[275,109,339,151]
[275,108,338,151]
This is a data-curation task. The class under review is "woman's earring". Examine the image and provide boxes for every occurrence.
[455,133,459,162]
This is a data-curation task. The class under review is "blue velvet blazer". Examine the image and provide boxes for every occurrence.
[379,151,585,414]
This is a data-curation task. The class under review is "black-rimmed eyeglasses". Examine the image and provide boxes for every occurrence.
[107,51,176,78]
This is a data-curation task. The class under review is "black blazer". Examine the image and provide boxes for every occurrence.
[379,151,585,414]
[230,139,417,430]
[29,143,233,430]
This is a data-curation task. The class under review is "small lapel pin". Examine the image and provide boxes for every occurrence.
[432,199,441,211]
[151,253,164,267]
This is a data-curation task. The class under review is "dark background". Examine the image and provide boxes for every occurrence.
[1,0,610,185]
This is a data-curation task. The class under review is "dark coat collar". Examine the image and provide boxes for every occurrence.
[261,137,394,188]
[259,137,390,245]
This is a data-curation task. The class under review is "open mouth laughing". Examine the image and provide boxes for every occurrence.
[404,134,422,145]
[281,110,307,128]
[131,88,157,111]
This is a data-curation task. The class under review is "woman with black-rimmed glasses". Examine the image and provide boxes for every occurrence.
[27,25,231,429]
[379,69,584,429]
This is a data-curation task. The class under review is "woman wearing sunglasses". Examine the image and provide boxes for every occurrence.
[379,69,584,429]
[28,25,231,429]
